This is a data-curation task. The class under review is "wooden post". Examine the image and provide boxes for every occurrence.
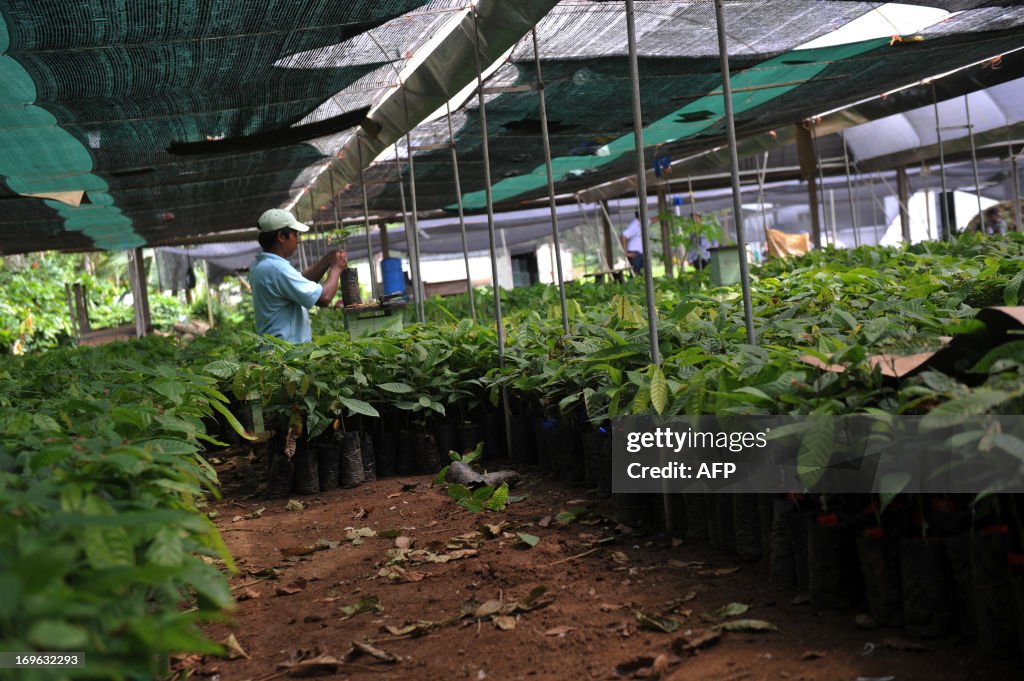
[600,199,615,271]
[897,166,911,243]
[64,284,79,342]
[127,248,151,337]
[379,223,390,259]
[72,283,91,333]
[657,189,673,276]
[795,123,822,249]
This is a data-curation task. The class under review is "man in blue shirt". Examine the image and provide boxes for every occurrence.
[250,208,347,343]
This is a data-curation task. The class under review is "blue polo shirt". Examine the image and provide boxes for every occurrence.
[250,252,322,343]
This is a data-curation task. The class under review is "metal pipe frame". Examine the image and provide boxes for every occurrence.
[1012,143,1022,232]
[932,84,951,240]
[714,0,756,346]
[472,8,512,462]
[408,136,426,322]
[532,27,569,335]
[472,9,505,363]
[394,142,418,312]
[625,0,661,365]
[445,101,477,321]
[842,131,860,248]
[965,95,984,233]
[357,143,379,300]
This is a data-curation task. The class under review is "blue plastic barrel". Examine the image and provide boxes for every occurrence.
[380,257,405,295]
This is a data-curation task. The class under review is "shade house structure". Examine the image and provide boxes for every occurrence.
[2,0,1024,346]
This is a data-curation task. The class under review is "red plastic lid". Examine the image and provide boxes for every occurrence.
[931,498,957,513]
[863,527,886,539]
[1008,553,1024,566]
[981,524,1010,535]
[817,513,839,527]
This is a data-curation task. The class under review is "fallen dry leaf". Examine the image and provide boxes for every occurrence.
[671,628,722,654]
[236,589,261,601]
[395,536,414,549]
[275,578,307,596]
[347,640,397,664]
[801,650,828,661]
[668,560,704,569]
[493,616,517,631]
[221,634,249,660]
[285,500,304,512]
[544,626,575,637]
[695,566,740,577]
[352,507,370,520]
[538,516,553,528]
[883,637,927,652]
[277,652,340,676]
[278,545,318,558]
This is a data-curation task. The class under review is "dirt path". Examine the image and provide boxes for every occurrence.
[181,460,1019,681]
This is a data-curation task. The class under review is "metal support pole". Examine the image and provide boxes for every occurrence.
[357,143,379,299]
[795,124,822,249]
[472,9,512,461]
[395,144,414,299]
[870,173,881,244]
[446,101,476,320]
[757,151,771,242]
[897,166,911,242]
[965,95,985,233]
[532,28,569,335]
[308,190,319,259]
[714,0,756,345]
[920,162,933,241]
[810,122,829,246]
[405,135,426,322]
[658,189,673,276]
[599,199,615,270]
[829,189,838,246]
[842,131,860,248]
[1012,143,1022,232]
[625,0,661,364]
[933,84,950,241]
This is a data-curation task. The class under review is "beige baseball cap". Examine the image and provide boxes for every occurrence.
[257,208,310,233]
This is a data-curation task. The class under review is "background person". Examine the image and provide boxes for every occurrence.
[621,210,658,274]
[251,208,347,343]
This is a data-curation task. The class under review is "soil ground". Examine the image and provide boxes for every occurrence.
[180,456,1022,681]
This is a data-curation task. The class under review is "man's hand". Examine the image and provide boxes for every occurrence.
[328,249,348,270]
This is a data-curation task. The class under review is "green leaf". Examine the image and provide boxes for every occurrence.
[1003,269,1024,305]
[209,399,257,441]
[32,413,62,432]
[632,386,651,414]
[635,610,680,633]
[379,382,413,394]
[204,360,240,379]
[920,389,1015,432]
[27,620,89,650]
[970,341,1024,374]
[147,527,186,567]
[709,602,750,619]
[82,524,135,569]
[650,366,668,415]
[485,482,509,511]
[338,397,380,418]
[418,396,432,408]
[447,484,471,501]
[796,417,834,489]
[516,532,540,547]
[719,619,778,632]
[879,471,911,512]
